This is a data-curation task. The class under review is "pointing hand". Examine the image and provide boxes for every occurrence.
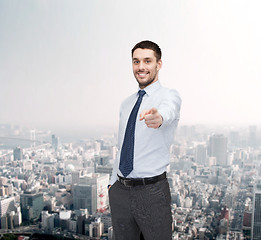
[139,108,163,128]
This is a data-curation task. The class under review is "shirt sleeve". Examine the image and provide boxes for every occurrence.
[109,102,124,186]
[109,154,119,185]
[158,89,181,128]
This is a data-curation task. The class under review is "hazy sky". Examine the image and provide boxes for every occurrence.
[1,0,261,134]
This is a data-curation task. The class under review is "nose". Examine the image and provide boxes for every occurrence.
[138,62,145,71]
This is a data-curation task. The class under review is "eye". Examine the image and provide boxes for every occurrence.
[133,60,139,64]
[145,60,151,64]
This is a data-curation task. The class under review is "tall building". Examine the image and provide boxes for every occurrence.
[195,144,207,165]
[101,213,112,232]
[110,146,117,160]
[251,181,261,240]
[20,191,44,221]
[97,154,109,166]
[209,134,227,166]
[51,134,59,150]
[13,147,23,160]
[76,214,87,235]
[59,210,71,231]
[229,131,240,148]
[41,211,57,233]
[0,196,16,217]
[243,211,252,239]
[72,171,81,185]
[72,174,109,214]
[89,217,104,238]
[30,129,36,148]
[94,141,101,153]
[248,126,257,148]
[72,184,96,214]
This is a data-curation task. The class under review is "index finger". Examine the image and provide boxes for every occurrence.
[149,107,158,114]
[139,110,149,120]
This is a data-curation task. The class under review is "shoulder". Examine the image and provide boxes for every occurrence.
[120,92,137,110]
[159,86,182,104]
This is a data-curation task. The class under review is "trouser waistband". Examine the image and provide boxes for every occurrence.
[117,172,166,187]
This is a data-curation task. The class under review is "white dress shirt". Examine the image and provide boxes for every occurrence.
[109,80,181,185]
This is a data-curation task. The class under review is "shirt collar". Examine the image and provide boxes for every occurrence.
[138,81,161,96]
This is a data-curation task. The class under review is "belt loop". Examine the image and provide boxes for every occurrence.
[142,178,145,185]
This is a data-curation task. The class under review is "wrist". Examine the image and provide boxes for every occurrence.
[159,115,163,128]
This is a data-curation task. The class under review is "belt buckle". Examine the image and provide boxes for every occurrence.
[123,179,131,187]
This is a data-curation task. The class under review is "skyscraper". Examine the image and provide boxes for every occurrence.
[251,181,261,240]
[248,126,257,148]
[0,196,16,217]
[89,217,104,238]
[13,147,23,160]
[209,134,227,166]
[229,131,240,148]
[72,184,96,214]
[51,134,59,150]
[72,173,109,214]
[195,144,207,165]
[20,191,44,221]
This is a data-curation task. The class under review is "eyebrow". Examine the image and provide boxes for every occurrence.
[132,57,152,60]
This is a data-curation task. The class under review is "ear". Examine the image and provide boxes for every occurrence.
[157,59,162,70]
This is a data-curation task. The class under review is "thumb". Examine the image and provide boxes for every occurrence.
[149,107,158,114]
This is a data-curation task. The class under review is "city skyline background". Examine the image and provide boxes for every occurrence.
[1,0,261,135]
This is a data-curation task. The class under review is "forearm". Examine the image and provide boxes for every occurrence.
[158,90,181,127]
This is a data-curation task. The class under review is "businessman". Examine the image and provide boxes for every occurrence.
[108,40,181,240]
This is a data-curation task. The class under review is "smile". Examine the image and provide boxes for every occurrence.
[137,72,148,77]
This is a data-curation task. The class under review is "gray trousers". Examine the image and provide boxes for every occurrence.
[109,178,172,240]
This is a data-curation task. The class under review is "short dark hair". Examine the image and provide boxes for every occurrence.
[132,40,162,61]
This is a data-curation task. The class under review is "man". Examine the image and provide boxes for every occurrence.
[108,40,181,240]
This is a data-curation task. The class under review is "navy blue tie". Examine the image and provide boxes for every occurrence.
[119,90,146,177]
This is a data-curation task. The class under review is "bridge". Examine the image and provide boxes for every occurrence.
[0,137,42,144]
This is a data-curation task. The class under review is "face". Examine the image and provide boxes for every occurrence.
[132,48,162,89]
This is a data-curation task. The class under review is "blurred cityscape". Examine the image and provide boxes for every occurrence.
[0,123,261,239]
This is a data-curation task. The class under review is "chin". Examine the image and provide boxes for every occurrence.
[138,80,147,86]
[138,82,151,89]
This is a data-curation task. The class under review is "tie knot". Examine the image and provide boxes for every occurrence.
[138,90,146,97]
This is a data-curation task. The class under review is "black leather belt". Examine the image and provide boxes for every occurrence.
[118,172,166,187]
